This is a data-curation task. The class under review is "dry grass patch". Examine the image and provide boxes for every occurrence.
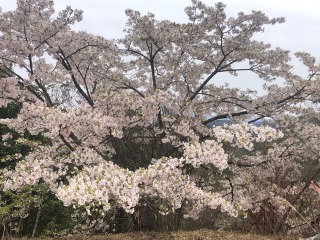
[45,229,296,240]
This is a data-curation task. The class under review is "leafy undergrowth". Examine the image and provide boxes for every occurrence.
[33,230,296,240]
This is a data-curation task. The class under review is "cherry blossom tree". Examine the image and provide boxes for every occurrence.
[0,0,320,235]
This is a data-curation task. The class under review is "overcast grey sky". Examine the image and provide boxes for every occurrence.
[1,0,320,93]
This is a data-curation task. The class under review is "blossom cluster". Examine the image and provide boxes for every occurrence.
[182,141,228,170]
[212,123,283,150]
[56,161,139,214]
[134,157,237,217]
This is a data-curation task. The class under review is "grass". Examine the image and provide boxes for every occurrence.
[42,229,296,240]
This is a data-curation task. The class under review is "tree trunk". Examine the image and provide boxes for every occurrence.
[32,207,41,238]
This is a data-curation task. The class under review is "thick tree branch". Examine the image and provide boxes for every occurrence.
[202,110,248,125]
[57,47,94,107]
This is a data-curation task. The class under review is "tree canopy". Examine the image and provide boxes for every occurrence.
[0,0,320,237]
